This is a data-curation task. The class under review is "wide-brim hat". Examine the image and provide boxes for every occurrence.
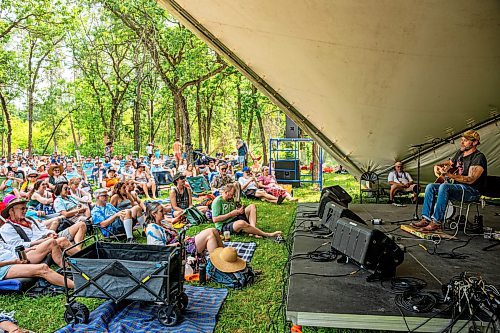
[172,172,185,183]
[27,170,39,177]
[48,164,64,176]
[1,197,27,218]
[209,247,246,273]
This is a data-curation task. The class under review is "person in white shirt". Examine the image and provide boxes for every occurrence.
[238,167,284,204]
[387,161,419,203]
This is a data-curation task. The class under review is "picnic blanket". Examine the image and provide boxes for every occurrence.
[56,285,228,333]
[223,241,257,262]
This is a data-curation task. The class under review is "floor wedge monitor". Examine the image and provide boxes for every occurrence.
[330,217,404,281]
[321,201,365,230]
[317,185,352,218]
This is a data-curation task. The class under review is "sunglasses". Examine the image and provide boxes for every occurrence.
[15,206,28,212]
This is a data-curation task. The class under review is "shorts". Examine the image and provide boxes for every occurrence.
[0,265,13,280]
[243,189,257,199]
[175,152,182,160]
[58,228,74,242]
[237,155,245,164]
[98,218,125,237]
[221,214,249,235]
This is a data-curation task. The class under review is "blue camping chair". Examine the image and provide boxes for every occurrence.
[186,176,211,195]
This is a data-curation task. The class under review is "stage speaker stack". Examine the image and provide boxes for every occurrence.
[318,185,353,218]
[275,159,301,187]
[330,217,404,281]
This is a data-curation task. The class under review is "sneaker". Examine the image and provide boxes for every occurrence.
[277,195,286,205]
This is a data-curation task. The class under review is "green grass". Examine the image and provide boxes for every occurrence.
[0,173,361,333]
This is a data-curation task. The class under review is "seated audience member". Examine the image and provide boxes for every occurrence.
[250,158,261,174]
[0,159,7,176]
[170,173,208,216]
[18,170,39,198]
[238,167,284,204]
[195,155,208,175]
[125,179,147,212]
[150,160,165,173]
[132,164,156,199]
[257,166,298,202]
[27,180,55,216]
[212,184,282,238]
[75,164,91,192]
[68,177,92,205]
[101,168,120,190]
[65,163,79,180]
[91,189,140,243]
[0,171,21,197]
[37,162,49,180]
[53,183,90,223]
[145,202,223,255]
[0,197,86,256]
[110,182,145,228]
[206,160,217,175]
[177,158,188,174]
[47,164,67,190]
[183,163,196,177]
[120,160,135,180]
[0,241,74,288]
[92,160,106,185]
[210,163,234,191]
[9,163,25,181]
[387,161,419,204]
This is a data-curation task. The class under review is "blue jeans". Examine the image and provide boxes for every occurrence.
[421,183,480,223]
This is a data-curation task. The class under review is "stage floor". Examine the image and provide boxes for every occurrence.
[286,203,500,332]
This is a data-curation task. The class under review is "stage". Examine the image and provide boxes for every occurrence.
[286,203,500,332]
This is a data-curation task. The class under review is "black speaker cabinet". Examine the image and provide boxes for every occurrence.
[317,185,352,218]
[321,202,365,231]
[275,160,300,187]
[330,217,404,281]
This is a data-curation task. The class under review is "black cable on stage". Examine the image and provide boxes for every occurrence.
[391,277,427,293]
[395,291,437,313]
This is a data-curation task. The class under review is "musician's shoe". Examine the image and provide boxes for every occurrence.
[419,221,442,233]
[410,219,429,228]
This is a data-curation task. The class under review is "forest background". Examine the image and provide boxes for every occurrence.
[0,0,290,163]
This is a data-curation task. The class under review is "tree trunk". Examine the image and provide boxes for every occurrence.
[52,114,57,153]
[256,111,267,166]
[236,79,242,138]
[68,114,79,154]
[174,92,192,163]
[0,91,12,160]
[133,77,143,153]
[195,82,203,150]
[149,99,154,143]
[27,87,34,157]
[312,142,320,184]
[174,99,181,144]
[205,105,213,153]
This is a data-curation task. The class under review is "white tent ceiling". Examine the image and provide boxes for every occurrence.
[158,0,500,182]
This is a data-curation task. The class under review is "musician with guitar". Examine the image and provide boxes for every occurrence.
[411,130,487,232]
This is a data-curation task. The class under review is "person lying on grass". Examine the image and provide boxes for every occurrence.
[238,167,285,204]
[211,183,282,239]
[257,166,298,202]
[0,241,74,289]
[145,201,223,256]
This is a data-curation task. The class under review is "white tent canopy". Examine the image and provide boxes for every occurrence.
[158,0,500,182]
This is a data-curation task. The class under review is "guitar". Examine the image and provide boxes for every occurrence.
[435,161,459,184]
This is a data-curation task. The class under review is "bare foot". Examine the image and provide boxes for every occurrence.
[254,234,263,239]
[267,231,282,238]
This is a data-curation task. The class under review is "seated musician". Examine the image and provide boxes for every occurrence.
[411,130,487,232]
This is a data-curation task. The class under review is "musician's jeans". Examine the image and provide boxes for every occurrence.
[421,183,480,224]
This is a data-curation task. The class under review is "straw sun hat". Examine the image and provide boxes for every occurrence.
[209,247,246,273]
[48,164,64,176]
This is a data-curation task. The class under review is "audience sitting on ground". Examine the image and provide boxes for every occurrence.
[170,173,208,216]
[65,163,79,180]
[0,241,74,289]
[120,160,135,180]
[47,164,67,190]
[53,183,90,224]
[210,163,234,191]
[9,163,25,181]
[387,161,419,204]
[145,202,223,256]
[177,158,188,174]
[0,197,86,257]
[0,171,21,197]
[211,183,282,239]
[101,168,120,190]
[91,189,139,243]
[132,163,157,199]
[110,182,145,228]
[18,170,38,198]
[183,163,196,177]
[125,179,147,212]
[238,167,284,204]
[27,180,55,216]
[257,166,298,202]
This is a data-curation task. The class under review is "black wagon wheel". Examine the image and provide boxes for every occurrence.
[64,302,90,324]
[157,305,181,327]
[178,292,189,312]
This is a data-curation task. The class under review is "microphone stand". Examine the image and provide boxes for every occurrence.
[390,141,430,224]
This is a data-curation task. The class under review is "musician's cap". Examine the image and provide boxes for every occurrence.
[462,130,480,144]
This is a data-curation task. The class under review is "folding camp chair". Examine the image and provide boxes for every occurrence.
[153,171,173,196]
[186,176,211,195]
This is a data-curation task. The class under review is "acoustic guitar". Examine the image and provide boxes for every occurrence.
[435,161,459,184]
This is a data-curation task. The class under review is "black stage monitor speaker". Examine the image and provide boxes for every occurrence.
[317,185,352,218]
[321,202,365,231]
[330,217,404,281]
[275,160,300,187]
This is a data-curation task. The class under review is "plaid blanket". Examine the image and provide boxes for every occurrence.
[223,241,257,262]
[56,285,228,333]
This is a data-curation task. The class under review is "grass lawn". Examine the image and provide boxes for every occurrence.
[0,173,362,333]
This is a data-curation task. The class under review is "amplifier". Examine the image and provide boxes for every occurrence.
[317,185,352,218]
[321,201,365,231]
[330,217,404,281]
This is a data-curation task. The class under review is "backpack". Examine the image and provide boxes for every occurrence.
[183,207,208,225]
[206,259,255,289]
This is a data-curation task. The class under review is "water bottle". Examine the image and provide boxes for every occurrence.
[199,263,206,284]
[15,245,27,261]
